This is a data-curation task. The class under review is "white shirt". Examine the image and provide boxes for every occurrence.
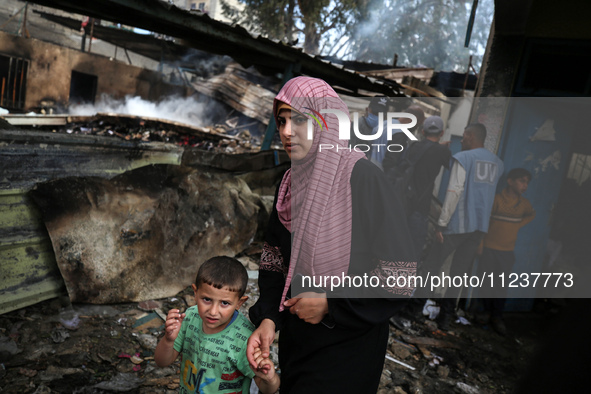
[437,159,466,228]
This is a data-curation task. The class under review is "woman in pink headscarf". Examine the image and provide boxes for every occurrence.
[247,76,416,393]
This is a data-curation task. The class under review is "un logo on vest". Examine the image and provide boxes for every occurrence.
[475,161,498,184]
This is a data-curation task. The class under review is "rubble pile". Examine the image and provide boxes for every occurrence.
[22,112,269,154]
[379,312,531,394]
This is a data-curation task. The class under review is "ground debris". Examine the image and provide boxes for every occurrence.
[381,300,551,394]
[94,372,144,391]
[456,381,480,394]
[22,112,263,154]
[401,334,462,349]
[49,327,70,343]
[0,275,549,394]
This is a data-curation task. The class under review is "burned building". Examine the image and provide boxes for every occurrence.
[0,30,191,112]
[1,0,406,314]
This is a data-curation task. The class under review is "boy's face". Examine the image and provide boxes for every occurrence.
[192,283,247,335]
[508,176,529,195]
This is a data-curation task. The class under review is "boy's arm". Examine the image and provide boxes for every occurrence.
[253,358,280,394]
[491,193,500,216]
[154,309,184,367]
[520,199,536,227]
[155,336,180,367]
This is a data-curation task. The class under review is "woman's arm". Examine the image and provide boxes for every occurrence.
[324,159,417,329]
[248,184,290,366]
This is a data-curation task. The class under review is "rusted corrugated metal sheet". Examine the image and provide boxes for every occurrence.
[0,128,184,314]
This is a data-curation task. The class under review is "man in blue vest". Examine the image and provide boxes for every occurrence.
[421,123,504,330]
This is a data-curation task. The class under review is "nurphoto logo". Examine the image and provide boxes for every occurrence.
[305,110,418,153]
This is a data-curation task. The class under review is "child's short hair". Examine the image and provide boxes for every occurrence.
[195,256,248,296]
[507,168,532,182]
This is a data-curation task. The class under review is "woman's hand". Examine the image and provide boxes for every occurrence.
[284,292,329,324]
[247,319,276,370]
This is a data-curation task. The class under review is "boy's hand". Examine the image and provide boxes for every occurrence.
[155,310,183,367]
[164,309,185,342]
[252,356,276,380]
[252,347,280,392]
[251,347,271,373]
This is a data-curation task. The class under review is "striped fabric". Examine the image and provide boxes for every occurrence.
[274,77,365,310]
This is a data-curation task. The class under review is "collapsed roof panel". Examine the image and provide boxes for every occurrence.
[34,10,189,63]
[191,65,276,126]
[27,0,403,96]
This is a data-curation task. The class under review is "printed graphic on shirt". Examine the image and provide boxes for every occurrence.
[181,361,215,393]
[181,358,245,393]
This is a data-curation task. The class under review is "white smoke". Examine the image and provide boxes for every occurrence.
[69,95,220,128]
[356,7,382,38]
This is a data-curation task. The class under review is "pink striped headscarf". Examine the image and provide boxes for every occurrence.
[274,76,366,310]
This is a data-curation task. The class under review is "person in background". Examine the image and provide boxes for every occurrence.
[349,95,389,168]
[382,104,426,174]
[476,168,535,335]
[420,123,504,330]
[401,115,451,258]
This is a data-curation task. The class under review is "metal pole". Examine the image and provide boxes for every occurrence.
[1,77,5,107]
[464,0,479,48]
[88,18,95,53]
[462,55,472,95]
[21,3,29,38]
[124,48,133,65]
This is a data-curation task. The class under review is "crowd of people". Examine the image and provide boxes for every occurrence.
[154,76,536,393]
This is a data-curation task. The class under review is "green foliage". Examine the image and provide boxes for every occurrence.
[221,0,375,54]
[221,0,493,71]
[349,0,494,71]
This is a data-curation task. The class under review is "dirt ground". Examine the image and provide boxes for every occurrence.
[0,270,576,393]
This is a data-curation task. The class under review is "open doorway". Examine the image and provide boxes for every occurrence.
[69,70,97,105]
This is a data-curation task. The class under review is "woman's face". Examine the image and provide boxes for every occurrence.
[277,108,313,161]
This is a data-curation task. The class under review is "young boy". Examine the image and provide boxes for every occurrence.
[155,256,279,393]
[478,168,536,335]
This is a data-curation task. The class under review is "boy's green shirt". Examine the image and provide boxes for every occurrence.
[173,305,255,393]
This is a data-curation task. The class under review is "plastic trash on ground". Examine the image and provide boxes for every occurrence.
[422,299,440,320]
